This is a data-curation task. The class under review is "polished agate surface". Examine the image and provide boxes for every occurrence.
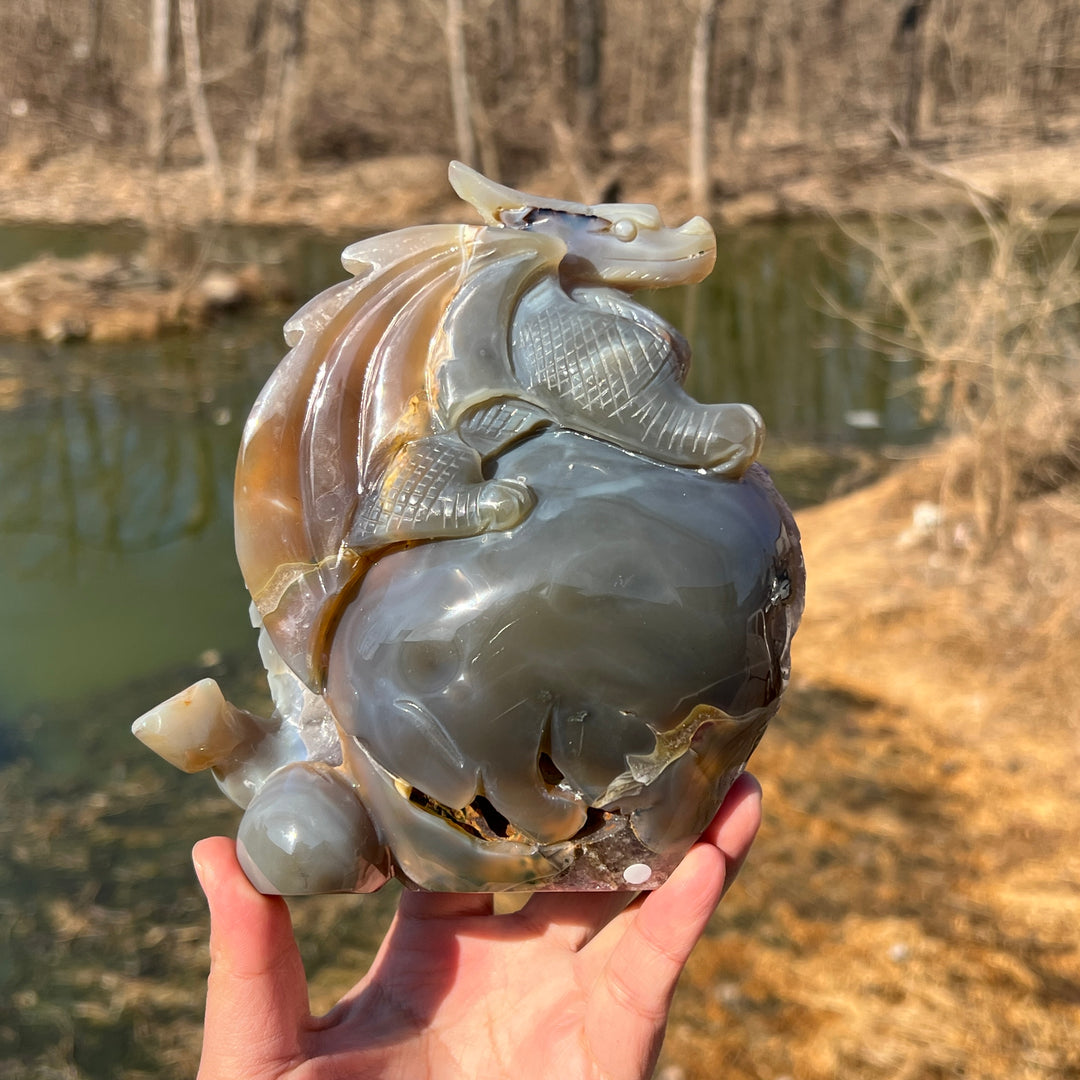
[133,163,804,894]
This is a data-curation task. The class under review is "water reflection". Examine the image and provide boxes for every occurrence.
[0,321,283,713]
[7,347,216,566]
[660,223,925,445]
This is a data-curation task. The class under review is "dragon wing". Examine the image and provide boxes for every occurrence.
[234,224,481,690]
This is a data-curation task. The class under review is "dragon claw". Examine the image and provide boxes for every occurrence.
[479,478,535,530]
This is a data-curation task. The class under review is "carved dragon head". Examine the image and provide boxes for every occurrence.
[449,161,717,289]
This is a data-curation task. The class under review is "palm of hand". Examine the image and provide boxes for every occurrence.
[194,773,761,1080]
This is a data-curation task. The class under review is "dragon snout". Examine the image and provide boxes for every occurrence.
[677,215,714,238]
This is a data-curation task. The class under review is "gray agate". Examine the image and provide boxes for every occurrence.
[133,164,804,895]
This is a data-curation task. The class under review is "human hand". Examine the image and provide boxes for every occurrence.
[193,772,762,1080]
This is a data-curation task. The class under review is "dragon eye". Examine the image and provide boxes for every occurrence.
[611,219,637,242]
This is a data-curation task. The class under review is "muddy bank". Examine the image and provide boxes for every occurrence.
[5,120,1080,238]
[0,252,288,343]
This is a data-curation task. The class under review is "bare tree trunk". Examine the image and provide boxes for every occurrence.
[624,0,650,133]
[493,0,518,82]
[147,0,170,165]
[275,0,306,170]
[779,1,803,138]
[895,0,932,143]
[563,0,604,168]
[237,7,283,214]
[145,0,172,270]
[726,7,758,150]
[741,6,769,145]
[86,0,104,69]
[238,0,307,208]
[689,0,719,215]
[445,0,476,168]
[470,0,506,178]
[178,0,225,210]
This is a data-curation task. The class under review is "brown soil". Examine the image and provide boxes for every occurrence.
[657,443,1080,1080]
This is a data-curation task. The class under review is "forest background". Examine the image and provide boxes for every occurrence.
[3,0,1080,227]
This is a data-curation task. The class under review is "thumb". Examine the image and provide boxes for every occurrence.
[193,837,309,1079]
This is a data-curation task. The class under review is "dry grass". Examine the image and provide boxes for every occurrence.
[658,442,1080,1080]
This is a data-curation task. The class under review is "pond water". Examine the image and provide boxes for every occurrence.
[0,219,928,1077]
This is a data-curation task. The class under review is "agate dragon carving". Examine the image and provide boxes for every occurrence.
[134,164,803,896]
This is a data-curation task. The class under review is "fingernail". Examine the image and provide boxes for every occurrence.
[192,845,211,893]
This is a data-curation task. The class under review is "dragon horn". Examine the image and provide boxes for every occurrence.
[448,161,592,224]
